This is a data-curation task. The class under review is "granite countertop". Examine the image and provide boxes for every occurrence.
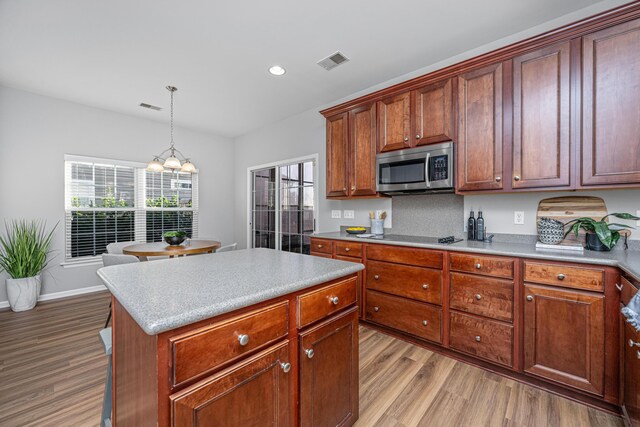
[97,248,364,335]
[313,232,640,282]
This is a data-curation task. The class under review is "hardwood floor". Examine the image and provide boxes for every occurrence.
[0,292,623,426]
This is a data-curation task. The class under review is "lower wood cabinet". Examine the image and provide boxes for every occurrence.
[623,320,640,426]
[299,308,359,427]
[449,311,513,367]
[523,283,605,395]
[171,342,291,426]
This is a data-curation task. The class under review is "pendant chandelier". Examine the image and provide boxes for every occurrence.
[147,86,197,173]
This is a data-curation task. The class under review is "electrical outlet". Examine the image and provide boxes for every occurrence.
[514,211,525,225]
[343,210,355,219]
[331,210,341,219]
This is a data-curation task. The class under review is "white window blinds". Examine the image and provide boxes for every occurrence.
[64,155,198,263]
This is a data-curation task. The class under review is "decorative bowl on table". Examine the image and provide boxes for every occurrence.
[537,217,565,245]
[345,227,367,235]
[163,231,187,246]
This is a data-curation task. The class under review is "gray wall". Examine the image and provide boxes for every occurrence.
[0,86,236,303]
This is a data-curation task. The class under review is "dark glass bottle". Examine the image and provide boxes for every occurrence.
[476,211,485,241]
[467,211,476,241]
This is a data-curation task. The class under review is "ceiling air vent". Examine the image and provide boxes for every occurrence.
[317,51,350,71]
[139,102,162,111]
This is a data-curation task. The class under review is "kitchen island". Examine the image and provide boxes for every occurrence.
[97,248,364,427]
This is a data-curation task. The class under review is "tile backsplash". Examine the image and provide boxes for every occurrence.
[390,194,464,238]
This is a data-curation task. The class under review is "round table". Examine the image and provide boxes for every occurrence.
[122,240,221,259]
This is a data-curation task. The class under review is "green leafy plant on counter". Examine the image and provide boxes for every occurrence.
[162,231,187,238]
[564,212,640,250]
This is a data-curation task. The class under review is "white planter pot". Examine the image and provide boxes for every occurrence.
[6,275,41,312]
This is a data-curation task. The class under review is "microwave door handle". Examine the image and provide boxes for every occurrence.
[425,153,431,188]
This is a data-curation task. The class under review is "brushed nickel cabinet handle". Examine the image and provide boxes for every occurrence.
[416,134,421,139]
[345,247,350,252]
[422,284,429,290]
[317,244,323,248]
[422,320,428,326]
[330,296,339,305]
[374,275,379,280]
[629,339,640,348]
[404,136,409,142]
[496,176,502,182]
[526,295,534,302]
[305,349,315,359]
[280,362,291,373]
[514,175,521,181]
[637,350,640,360]
[616,283,623,292]
[238,334,249,346]
[557,273,565,280]
[374,306,379,312]
[351,186,355,191]
[475,336,481,342]
[475,294,482,301]
[475,263,481,269]
[343,187,347,192]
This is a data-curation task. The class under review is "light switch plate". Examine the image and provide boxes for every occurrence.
[331,210,341,219]
[514,211,525,225]
[343,210,355,219]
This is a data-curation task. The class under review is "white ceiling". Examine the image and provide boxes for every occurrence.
[0,0,608,138]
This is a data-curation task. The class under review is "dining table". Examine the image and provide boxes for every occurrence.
[122,239,221,260]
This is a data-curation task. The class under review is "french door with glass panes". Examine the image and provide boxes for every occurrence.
[250,158,316,254]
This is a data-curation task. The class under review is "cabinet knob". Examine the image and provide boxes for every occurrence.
[496,176,502,182]
[343,187,347,192]
[416,134,421,139]
[330,296,339,305]
[475,263,481,269]
[374,274,380,280]
[280,362,291,373]
[629,339,640,348]
[637,350,640,360]
[404,136,409,142]
[422,320,428,326]
[345,247,350,252]
[514,175,521,181]
[616,283,623,292]
[526,295,534,302]
[475,294,482,301]
[475,336,481,342]
[351,186,355,191]
[238,334,249,346]
[317,244,323,248]
[422,284,429,290]
[305,349,315,359]
[374,306,379,312]
[557,273,565,280]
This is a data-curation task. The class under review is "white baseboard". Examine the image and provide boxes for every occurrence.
[0,284,107,309]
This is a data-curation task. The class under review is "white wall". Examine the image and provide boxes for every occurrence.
[0,86,235,303]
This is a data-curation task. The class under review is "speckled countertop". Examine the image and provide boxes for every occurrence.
[313,232,640,282]
[97,248,364,335]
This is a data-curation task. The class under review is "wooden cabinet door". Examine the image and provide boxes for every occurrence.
[326,113,349,198]
[523,284,605,395]
[623,320,640,425]
[171,342,291,426]
[457,63,504,191]
[582,18,640,186]
[412,78,455,146]
[512,42,571,189]
[299,308,358,427]
[349,104,377,196]
[377,92,411,153]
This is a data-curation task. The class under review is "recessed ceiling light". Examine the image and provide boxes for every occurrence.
[268,65,286,76]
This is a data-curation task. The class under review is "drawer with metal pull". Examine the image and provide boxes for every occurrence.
[450,253,514,279]
[524,261,604,292]
[449,311,513,367]
[366,244,443,269]
[309,238,334,255]
[367,260,442,305]
[335,241,362,258]
[170,301,289,386]
[297,277,357,328]
[621,276,640,306]
[450,272,513,322]
[365,290,442,344]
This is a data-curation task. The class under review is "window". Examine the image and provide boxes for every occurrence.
[249,156,317,254]
[64,155,198,263]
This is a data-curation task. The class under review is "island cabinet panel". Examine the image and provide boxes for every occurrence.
[170,342,291,427]
[349,104,378,196]
[366,244,443,269]
[367,260,442,305]
[297,277,357,328]
[623,320,640,426]
[412,78,455,146]
[449,272,513,322]
[456,62,504,191]
[299,308,359,427]
[582,18,640,187]
[377,92,411,152]
[326,113,349,197]
[449,311,513,367]
[523,283,605,395]
[512,41,572,189]
[170,301,289,386]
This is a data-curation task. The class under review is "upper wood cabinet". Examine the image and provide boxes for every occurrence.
[582,18,640,186]
[377,92,411,152]
[457,62,504,191]
[349,104,377,196]
[512,42,572,189]
[412,78,455,146]
[326,113,349,198]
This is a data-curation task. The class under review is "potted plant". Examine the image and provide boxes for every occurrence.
[564,212,640,251]
[0,220,57,311]
[163,230,187,246]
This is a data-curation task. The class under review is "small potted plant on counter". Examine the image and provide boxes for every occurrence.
[564,212,640,251]
[0,220,57,311]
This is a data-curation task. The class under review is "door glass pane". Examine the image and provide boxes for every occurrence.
[251,167,276,249]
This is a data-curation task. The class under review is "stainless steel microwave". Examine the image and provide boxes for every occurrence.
[375,142,454,195]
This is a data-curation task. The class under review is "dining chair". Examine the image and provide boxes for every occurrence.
[106,241,148,261]
[216,243,238,253]
[102,254,140,327]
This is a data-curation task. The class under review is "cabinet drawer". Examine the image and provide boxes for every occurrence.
[367,260,442,305]
[171,301,289,386]
[335,241,362,258]
[310,238,333,254]
[622,277,640,306]
[298,277,357,328]
[366,244,443,269]
[524,261,604,291]
[450,273,513,322]
[365,290,442,343]
[450,253,514,279]
[449,311,513,367]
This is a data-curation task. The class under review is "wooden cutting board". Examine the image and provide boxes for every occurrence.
[536,196,609,244]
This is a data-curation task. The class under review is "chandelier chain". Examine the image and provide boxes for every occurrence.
[170,88,175,149]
